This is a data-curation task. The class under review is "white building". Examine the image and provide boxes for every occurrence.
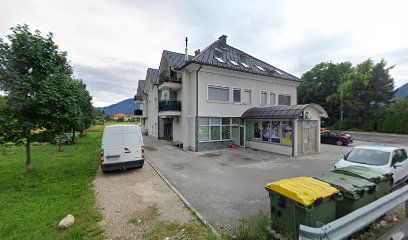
[134,35,327,156]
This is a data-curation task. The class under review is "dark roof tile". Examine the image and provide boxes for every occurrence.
[179,36,299,82]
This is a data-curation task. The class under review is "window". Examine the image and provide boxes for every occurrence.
[222,126,230,139]
[211,126,221,140]
[208,86,230,102]
[260,91,267,105]
[199,117,232,141]
[231,118,240,125]
[243,90,252,104]
[269,93,276,105]
[215,57,225,63]
[229,60,239,66]
[233,88,241,103]
[278,94,291,105]
[198,126,209,141]
[241,62,250,68]
[257,66,265,71]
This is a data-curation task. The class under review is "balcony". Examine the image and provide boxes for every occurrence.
[134,109,143,116]
[134,95,143,104]
[158,100,181,116]
[158,71,181,91]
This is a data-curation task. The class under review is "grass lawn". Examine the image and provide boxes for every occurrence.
[0,125,104,240]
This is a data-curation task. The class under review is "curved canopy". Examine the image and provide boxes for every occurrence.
[241,104,328,119]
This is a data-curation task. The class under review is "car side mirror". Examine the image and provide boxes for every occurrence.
[394,162,403,168]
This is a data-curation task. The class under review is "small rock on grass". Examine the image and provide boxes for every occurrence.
[380,220,387,226]
[58,214,75,229]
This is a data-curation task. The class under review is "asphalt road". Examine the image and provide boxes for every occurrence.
[143,134,407,232]
[349,131,408,145]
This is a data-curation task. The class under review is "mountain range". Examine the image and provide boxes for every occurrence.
[95,98,139,115]
[395,83,408,99]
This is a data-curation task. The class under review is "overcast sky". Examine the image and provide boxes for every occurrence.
[1,0,408,107]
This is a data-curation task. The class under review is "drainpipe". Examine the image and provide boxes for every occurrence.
[195,65,203,151]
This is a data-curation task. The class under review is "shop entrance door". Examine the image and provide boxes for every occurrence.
[300,121,317,154]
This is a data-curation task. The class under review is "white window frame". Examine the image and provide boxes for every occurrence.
[207,85,230,103]
[232,88,241,103]
[278,93,291,105]
[260,91,268,106]
[243,89,252,105]
[198,117,232,142]
[269,92,276,105]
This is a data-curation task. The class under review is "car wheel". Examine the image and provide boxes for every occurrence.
[336,140,343,146]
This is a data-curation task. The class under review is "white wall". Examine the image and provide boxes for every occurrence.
[196,66,299,117]
[179,64,299,151]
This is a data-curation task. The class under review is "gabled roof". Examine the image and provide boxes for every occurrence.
[163,50,194,70]
[147,68,159,83]
[136,80,145,96]
[241,104,328,119]
[179,35,299,82]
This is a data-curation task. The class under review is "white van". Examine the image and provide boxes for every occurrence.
[101,124,144,173]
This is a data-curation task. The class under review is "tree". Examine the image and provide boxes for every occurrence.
[328,59,395,130]
[298,62,353,122]
[0,24,72,174]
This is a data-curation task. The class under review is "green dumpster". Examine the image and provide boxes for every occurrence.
[315,172,377,218]
[265,177,341,236]
[333,166,392,199]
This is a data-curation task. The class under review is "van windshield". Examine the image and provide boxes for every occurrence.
[345,148,390,166]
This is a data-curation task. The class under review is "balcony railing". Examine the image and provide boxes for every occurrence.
[159,70,181,85]
[159,100,181,112]
[134,109,143,116]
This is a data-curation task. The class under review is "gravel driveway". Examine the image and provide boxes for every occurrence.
[94,162,206,240]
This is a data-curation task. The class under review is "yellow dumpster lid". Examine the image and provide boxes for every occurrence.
[266,177,339,206]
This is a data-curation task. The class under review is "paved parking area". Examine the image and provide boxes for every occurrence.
[143,136,407,231]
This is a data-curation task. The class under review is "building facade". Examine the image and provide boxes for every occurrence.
[134,35,327,156]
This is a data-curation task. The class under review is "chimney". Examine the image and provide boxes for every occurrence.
[194,49,201,56]
[185,37,188,61]
[218,35,227,45]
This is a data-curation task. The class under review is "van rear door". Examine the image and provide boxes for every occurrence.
[104,132,124,163]
[122,130,142,162]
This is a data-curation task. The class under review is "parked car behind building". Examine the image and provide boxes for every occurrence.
[321,130,353,146]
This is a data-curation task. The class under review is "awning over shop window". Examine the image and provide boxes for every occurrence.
[241,104,328,119]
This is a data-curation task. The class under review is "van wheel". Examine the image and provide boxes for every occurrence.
[336,140,343,146]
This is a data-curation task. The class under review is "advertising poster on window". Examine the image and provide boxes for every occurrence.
[281,121,293,145]
[254,121,261,139]
[271,121,281,143]
[245,120,253,141]
[262,121,271,142]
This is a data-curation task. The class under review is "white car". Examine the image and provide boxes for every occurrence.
[334,145,408,187]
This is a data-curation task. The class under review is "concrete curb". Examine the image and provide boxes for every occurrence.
[145,157,220,237]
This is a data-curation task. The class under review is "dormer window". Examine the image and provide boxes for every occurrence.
[257,66,265,71]
[215,57,225,63]
[241,62,250,68]
[229,60,238,66]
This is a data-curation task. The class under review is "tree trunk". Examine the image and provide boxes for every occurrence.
[80,131,84,138]
[25,131,31,175]
[58,134,63,152]
[72,130,75,143]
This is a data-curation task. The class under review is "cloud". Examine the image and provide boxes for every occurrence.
[1,0,408,106]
